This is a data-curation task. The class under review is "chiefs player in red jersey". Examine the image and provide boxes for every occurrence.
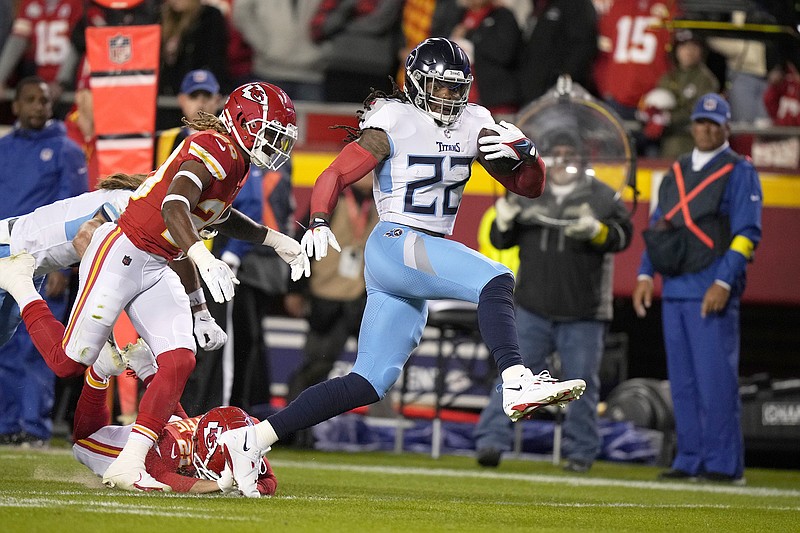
[72,340,276,494]
[0,82,310,492]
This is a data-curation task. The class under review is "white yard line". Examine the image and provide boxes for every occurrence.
[271,459,800,499]
[0,496,252,519]
[2,450,798,502]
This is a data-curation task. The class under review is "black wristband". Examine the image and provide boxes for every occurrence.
[309,217,330,229]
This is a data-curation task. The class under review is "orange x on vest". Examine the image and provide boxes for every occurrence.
[664,161,734,249]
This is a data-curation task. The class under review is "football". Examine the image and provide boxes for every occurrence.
[477,128,518,178]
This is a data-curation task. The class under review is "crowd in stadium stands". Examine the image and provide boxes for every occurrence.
[0,1,795,154]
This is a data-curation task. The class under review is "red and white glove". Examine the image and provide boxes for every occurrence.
[187,242,239,303]
[641,106,671,140]
[300,217,341,261]
[264,228,311,281]
[479,120,538,161]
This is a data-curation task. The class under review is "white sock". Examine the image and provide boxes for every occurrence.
[501,364,527,383]
[118,435,153,463]
[254,420,279,450]
[17,292,43,311]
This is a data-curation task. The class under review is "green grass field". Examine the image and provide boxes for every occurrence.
[1,442,799,532]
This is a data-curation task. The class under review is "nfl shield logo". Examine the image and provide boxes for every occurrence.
[109,34,132,64]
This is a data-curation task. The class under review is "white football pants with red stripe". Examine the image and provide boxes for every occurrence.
[63,222,195,366]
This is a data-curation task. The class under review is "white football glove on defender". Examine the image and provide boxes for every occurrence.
[479,120,538,161]
[193,309,227,350]
[300,217,341,261]
[187,242,239,303]
[263,228,311,281]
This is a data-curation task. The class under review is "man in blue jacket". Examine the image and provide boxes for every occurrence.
[633,93,762,484]
[0,76,88,447]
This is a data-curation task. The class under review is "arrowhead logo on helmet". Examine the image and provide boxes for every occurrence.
[219,82,299,171]
[192,406,259,481]
[240,83,268,104]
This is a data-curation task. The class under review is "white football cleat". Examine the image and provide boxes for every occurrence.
[122,338,158,381]
[0,252,36,300]
[91,340,128,381]
[217,425,262,498]
[102,454,170,492]
[502,369,586,422]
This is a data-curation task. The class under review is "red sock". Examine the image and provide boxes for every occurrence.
[72,373,111,441]
[21,300,84,378]
[141,374,188,419]
[135,348,195,436]
[173,402,189,419]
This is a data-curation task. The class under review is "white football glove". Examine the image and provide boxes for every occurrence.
[564,216,602,240]
[219,250,241,276]
[479,120,538,161]
[263,228,311,281]
[494,196,521,232]
[216,464,237,494]
[564,203,603,241]
[193,309,227,350]
[300,217,341,261]
[187,242,239,303]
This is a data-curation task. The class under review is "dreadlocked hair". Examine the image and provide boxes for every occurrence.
[333,77,409,144]
[183,110,227,134]
[98,173,147,191]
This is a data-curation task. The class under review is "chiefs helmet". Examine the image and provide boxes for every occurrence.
[404,38,473,126]
[219,82,298,170]
[192,406,257,481]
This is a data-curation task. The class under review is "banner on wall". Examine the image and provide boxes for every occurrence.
[86,24,160,179]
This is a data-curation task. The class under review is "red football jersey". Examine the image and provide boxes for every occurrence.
[144,415,277,494]
[592,0,677,108]
[12,0,83,82]
[118,130,250,260]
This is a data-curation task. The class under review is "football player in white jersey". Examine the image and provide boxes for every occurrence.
[0,173,228,353]
[218,38,589,496]
[0,173,138,346]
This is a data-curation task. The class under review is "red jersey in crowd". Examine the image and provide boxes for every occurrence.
[11,0,83,82]
[764,63,800,126]
[592,0,676,108]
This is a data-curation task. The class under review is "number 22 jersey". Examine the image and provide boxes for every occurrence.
[360,99,491,236]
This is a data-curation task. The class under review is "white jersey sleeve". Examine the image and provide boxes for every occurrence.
[361,100,492,235]
[9,189,134,276]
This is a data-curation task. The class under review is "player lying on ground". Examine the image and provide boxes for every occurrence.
[73,339,276,494]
